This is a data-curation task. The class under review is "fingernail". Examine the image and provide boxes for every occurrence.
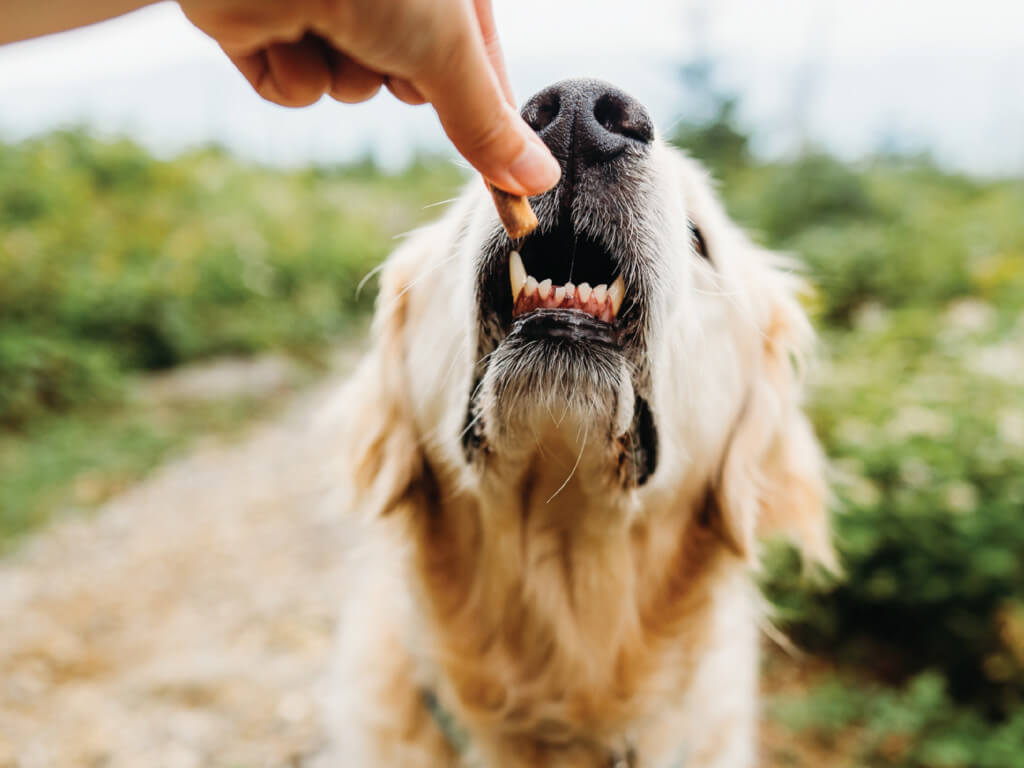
[508,134,561,194]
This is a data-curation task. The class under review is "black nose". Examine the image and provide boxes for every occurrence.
[521,79,653,175]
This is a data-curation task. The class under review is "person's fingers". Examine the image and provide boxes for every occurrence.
[414,17,559,196]
[472,0,514,105]
[228,34,331,108]
[326,49,385,103]
[386,77,427,106]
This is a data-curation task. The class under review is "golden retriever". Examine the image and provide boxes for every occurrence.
[316,79,833,768]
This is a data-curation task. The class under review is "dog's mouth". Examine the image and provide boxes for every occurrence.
[483,218,638,350]
[509,229,625,326]
[467,214,657,486]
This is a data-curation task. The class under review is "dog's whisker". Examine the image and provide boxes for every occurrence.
[546,422,588,504]
[355,261,388,299]
[374,251,460,317]
[693,287,743,297]
[423,197,460,210]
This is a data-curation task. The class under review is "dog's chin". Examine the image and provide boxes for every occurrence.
[479,316,635,454]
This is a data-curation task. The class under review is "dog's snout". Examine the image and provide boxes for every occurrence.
[522,79,653,175]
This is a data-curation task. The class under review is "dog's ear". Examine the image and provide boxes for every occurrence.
[713,257,835,570]
[335,244,425,518]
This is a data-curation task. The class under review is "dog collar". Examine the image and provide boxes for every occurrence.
[422,688,472,756]
[421,688,688,767]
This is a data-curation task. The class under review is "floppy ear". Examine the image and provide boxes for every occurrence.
[713,259,835,570]
[335,246,425,518]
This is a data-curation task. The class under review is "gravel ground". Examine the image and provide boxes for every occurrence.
[0,364,358,768]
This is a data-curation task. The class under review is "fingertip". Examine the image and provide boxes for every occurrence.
[470,115,560,197]
[505,133,561,195]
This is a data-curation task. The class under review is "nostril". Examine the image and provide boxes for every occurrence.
[525,91,561,132]
[593,93,653,144]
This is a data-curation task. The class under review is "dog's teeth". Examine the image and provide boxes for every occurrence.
[593,284,607,304]
[564,283,575,301]
[577,283,592,303]
[609,275,625,316]
[553,285,566,304]
[538,278,552,300]
[523,275,538,296]
[509,251,527,302]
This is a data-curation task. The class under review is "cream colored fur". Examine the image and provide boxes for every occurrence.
[316,141,831,768]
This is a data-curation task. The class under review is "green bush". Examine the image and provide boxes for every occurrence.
[671,98,752,179]
[0,331,120,427]
[765,304,1024,717]
[757,152,877,242]
[0,131,463,426]
[771,673,1024,768]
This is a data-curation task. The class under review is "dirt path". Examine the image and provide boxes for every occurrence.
[0,362,360,768]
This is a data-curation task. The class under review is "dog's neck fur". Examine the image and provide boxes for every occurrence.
[402,428,734,765]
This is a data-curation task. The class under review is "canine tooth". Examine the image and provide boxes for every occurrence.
[510,251,527,301]
[609,275,625,316]
[553,285,566,304]
[538,279,552,299]
[577,283,592,303]
[593,284,608,304]
[524,275,538,296]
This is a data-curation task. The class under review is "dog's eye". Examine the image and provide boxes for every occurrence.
[688,220,709,261]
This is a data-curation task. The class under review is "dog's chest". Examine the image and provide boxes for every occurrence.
[413,494,722,766]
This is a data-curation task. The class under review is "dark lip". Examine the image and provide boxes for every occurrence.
[510,308,620,346]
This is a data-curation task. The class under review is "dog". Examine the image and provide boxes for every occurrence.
[316,79,833,768]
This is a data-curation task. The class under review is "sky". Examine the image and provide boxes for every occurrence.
[0,0,1022,174]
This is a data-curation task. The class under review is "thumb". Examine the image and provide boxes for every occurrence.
[414,26,560,196]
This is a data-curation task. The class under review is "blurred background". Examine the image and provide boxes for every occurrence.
[1,1,1023,766]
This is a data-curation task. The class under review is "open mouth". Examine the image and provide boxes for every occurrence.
[506,227,626,327]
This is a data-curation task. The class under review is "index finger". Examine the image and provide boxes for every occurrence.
[473,0,514,106]
[413,11,559,196]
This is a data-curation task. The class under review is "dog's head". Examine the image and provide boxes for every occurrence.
[342,79,831,564]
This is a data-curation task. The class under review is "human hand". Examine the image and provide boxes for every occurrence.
[178,0,561,196]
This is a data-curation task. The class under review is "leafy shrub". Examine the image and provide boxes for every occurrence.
[671,98,752,179]
[0,131,463,426]
[771,673,1024,768]
[757,152,877,242]
[765,303,1024,717]
[0,331,120,427]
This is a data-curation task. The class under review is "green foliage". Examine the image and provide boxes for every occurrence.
[770,673,1024,768]
[0,130,463,427]
[765,303,1024,716]
[0,330,120,427]
[672,116,1024,325]
[670,98,751,178]
[757,152,876,241]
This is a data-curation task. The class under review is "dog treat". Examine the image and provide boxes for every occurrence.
[488,183,539,240]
